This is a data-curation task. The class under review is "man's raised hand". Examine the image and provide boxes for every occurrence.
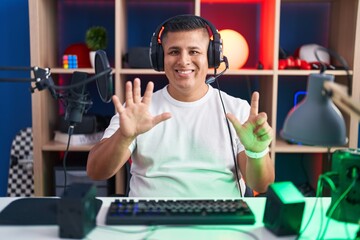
[226,91,273,153]
[112,78,171,139]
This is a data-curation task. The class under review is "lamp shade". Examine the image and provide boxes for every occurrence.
[281,73,347,146]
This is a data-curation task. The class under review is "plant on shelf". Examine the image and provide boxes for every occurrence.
[85,26,107,67]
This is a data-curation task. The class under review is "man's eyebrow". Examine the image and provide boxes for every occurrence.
[167,46,202,50]
[167,46,180,50]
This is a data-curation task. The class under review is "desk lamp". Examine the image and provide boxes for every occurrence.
[281,72,348,146]
[280,47,360,224]
[281,47,360,146]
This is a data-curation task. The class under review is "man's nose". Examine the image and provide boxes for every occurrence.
[178,52,191,65]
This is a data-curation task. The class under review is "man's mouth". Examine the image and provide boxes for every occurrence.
[176,70,194,74]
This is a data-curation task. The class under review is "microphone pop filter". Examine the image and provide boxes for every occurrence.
[94,50,114,103]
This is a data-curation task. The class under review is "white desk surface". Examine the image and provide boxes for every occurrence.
[0,197,358,240]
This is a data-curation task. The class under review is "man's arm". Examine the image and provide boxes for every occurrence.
[238,151,274,193]
[228,91,275,193]
[87,130,133,180]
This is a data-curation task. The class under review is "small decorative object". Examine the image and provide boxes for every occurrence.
[85,26,107,68]
[64,43,91,68]
[218,29,249,70]
[294,44,335,70]
[62,55,78,69]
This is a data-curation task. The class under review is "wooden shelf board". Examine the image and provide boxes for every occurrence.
[43,141,93,151]
[275,138,347,153]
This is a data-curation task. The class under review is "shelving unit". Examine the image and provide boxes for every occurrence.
[28,0,360,196]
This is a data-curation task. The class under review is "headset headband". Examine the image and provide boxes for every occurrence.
[149,15,223,71]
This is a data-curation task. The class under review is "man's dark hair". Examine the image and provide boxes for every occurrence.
[161,15,210,40]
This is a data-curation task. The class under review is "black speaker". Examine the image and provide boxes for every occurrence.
[58,114,98,134]
[149,14,223,71]
[57,183,97,239]
[263,181,305,236]
[327,148,360,223]
[124,47,152,69]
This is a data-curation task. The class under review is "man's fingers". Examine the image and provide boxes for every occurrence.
[153,112,172,125]
[125,81,134,106]
[133,78,141,103]
[112,95,124,114]
[142,81,154,105]
[226,113,241,128]
[255,112,267,125]
[250,91,259,117]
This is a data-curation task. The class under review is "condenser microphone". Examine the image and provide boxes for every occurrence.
[94,50,114,103]
[64,71,92,126]
[205,56,229,84]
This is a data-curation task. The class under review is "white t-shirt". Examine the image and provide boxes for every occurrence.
[103,85,251,198]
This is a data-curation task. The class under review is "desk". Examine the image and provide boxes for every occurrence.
[0,197,358,239]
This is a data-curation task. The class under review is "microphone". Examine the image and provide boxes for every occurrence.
[64,71,93,126]
[205,56,229,84]
[94,50,114,103]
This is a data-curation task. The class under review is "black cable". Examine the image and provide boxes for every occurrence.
[62,125,74,192]
[215,75,243,198]
[314,46,352,96]
[207,56,243,197]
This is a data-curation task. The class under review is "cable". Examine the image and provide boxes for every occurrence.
[62,125,74,192]
[211,57,243,198]
[314,46,352,96]
[215,79,243,198]
[319,177,357,239]
[95,224,260,240]
[296,171,336,239]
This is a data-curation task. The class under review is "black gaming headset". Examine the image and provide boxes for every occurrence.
[149,15,223,72]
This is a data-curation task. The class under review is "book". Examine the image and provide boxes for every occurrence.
[54,131,104,145]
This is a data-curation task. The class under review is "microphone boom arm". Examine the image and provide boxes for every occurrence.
[0,65,113,101]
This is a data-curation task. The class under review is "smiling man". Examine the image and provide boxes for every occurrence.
[87,15,275,198]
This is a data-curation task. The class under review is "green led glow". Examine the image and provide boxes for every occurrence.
[271,182,304,204]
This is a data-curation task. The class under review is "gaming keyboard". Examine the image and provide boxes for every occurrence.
[105,199,255,225]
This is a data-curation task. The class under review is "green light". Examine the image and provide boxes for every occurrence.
[270,181,304,204]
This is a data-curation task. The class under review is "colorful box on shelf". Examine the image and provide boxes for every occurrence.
[63,54,78,69]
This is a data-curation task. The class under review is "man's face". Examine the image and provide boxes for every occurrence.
[162,29,210,101]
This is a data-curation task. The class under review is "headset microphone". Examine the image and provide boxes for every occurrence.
[64,71,93,126]
[205,56,229,84]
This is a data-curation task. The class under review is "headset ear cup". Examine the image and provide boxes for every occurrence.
[150,37,164,71]
[150,31,163,72]
[213,36,222,69]
[208,35,222,69]
[156,44,164,71]
[208,40,215,69]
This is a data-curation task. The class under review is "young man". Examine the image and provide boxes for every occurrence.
[87,15,274,197]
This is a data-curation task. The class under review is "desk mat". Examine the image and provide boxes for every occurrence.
[0,198,102,225]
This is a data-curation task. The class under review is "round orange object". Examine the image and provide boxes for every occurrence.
[218,29,249,70]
